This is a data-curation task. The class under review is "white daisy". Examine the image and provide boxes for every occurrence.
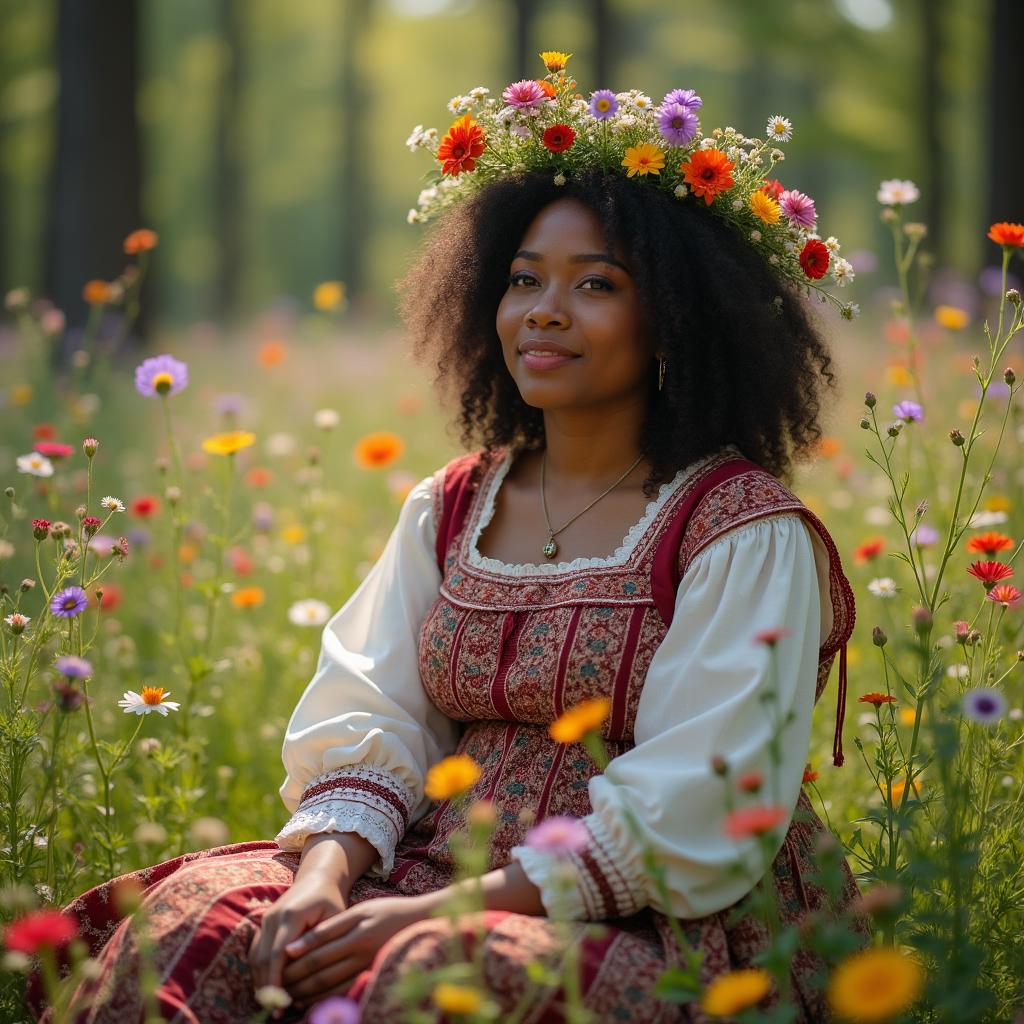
[287,599,331,627]
[673,184,688,198]
[446,95,472,115]
[0,540,14,560]
[968,510,1009,527]
[841,303,861,320]
[407,209,420,224]
[118,687,181,716]
[468,86,490,100]
[831,257,855,286]
[314,408,340,430]
[867,577,899,598]
[877,179,920,206]
[553,173,566,187]
[100,496,125,513]
[824,235,841,253]
[16,453,54,477]
[765,115,792,143]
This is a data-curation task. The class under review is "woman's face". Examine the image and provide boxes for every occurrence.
[495,198,657,414]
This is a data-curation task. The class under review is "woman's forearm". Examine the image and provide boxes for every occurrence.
[295,832,378,896]
[421,861,547,917]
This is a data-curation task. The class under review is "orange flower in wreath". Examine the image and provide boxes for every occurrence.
[679,148,735,206]
[988,222,1024,248]
[437,114,486,176]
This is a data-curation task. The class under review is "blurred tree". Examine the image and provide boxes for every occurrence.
[987,0,1024,233]
[340,0,371,300]
[592,0,610,85]
[47,0,143,339]
[215,0,242,321]
[920,0,945,261]
[512,0,537,78]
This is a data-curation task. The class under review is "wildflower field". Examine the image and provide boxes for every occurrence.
[1,206,1024,1022]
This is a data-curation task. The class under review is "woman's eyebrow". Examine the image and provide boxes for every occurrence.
[513,250,629,272]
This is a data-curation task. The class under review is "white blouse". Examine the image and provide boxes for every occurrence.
[277,462,832,919]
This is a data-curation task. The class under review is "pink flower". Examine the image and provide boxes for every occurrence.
[33,442,74,460]
[3,910,78,953]
[779,189,817,229]
[753,627,791,646]
[723,805,788,840]
[524,815,589,856]
[502,79,546,109]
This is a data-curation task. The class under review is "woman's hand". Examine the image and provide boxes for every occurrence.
[248,871,348,992]
[280,895,435,1007]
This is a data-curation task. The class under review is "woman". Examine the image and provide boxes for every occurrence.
[36,61,866,1023]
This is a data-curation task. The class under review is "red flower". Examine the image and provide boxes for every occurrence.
[3,910,78,953]
[92,583,122,611]
[859,692,897,706]
[988,222,1024,248]
[723,805,788,840]
[228,546,254,576]
[130,495,160,518]
[33,423,57,441]
[761,179,784,200]
[853,538,885,563]
[802,764,819,785]
[542,123,576,153]
[437,114,486,176]
[799,239,830,280]
[967,560,1014,589]
[753,627,790,646]
[987,584,1023,608]
[966,532,1014,556]
[33,441,74,460]
[737,771,764,793]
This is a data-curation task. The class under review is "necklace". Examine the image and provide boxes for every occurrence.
[540,449,645,559]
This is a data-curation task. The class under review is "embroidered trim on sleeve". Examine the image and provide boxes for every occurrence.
[568,817,647,919]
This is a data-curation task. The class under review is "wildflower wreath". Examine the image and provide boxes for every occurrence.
[406,50,856,318]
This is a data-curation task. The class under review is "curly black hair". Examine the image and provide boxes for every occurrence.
[397,170,837,497]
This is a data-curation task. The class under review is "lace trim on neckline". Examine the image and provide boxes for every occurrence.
[466,448,731,577]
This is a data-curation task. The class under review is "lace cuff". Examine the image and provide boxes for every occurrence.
[510,816,648,922]
[274,765,415,878]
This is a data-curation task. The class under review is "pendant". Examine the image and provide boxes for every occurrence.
[542,536,558,559]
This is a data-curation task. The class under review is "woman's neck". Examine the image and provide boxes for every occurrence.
[537,404,647,485]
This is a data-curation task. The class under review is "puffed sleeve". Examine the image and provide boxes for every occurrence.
[510,514,827,920]
[275,475,461,877]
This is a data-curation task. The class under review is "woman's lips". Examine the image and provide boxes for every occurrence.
[520,351,579,370]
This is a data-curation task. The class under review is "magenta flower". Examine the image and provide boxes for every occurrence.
[779,189,817,229]
[54,655,92,679]
[309,996,360,1024]
[525,815,589,856]
[50,586,88,619]
[501,80,545,109]
[657,103,699,146]
[134,354,188,398]
[588,89,618,120]
[663,88,702,112]
[893,400,923,423]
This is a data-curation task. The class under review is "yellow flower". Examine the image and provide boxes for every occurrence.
[749,190,781,224]
[313,281,346,312]
[539,50,572,72]
[881,777,921,803]
[700,968,773,1016]
[11,385,32,407]
[424,755,481,801]
[280,524,308,545]
[231,586,265,609]
[549,697,611,743]
[828,947,924,1022]
[885,364,913,387]
[985,493,1011,513]
[202,431,256,456]
[898,707,916,727]
[934,304,969,330]
[621,143,665,178]
[432,982,484,1015]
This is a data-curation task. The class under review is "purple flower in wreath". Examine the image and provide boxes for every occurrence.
[657,103,699,146]
[663,88,703,113]
[588,89,618,120]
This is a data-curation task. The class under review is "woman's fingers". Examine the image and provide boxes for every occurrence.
[284,908,359,958]
[249,911,305,989]
[281,929,361,987]
[287,955,363,1006]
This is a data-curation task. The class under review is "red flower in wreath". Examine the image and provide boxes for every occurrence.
[760,178,784,200]
[799,238,831,280]
[437,114,486,176]
[542,123,576,153]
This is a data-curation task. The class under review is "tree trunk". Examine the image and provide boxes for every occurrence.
[512,0,537,80]
[592,0,610,87]
[920,0,944,262]
[47,0,142,343]
[987,0,1024,242]
[339,0,370,303]
[215,0,242,325]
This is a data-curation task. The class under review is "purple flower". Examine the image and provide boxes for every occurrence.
[252,501,275,532]
[657,103,699,146]
[214,392,246,417]
[50,586,88,619]
[963,686,1007,726]
[893,400,923,423]
[501,80,545,109]
[588,89,618,120]
[125,526,152,549]
[779,189,817,229]
[55,655,92,679]
[663,88,702,112]
[134,355,188,398]
[309,996,360,1024]
[524,815,589,856]
[912,525,940,547]
[87,535,117,558]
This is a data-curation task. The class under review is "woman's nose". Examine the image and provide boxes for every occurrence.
[525,306,569,329]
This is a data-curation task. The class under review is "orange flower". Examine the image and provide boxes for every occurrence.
[802,764,819,785]
[723,805,788,840]
[859,692,897,706]
[246,466,272,487]
[231,586,265,609]
[815,436,842,458]
[934,305,969,330]
[82,280,113,305]
[258,341,287,367]
[966,531,1014,556]
[535,80,557,98]
[353,431,405,469]
[437,114,486,176]
[549,697,612,743]
[853,538,885,563]
[424,754,481,801]
[679,149,735,206]
[123,229,159,254]
[988,222,1024,248]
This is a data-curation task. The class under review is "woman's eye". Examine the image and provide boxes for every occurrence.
[509,272,537,287]
[579,277,613,291]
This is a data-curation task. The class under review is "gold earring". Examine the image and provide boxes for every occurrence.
[657,356,666,392]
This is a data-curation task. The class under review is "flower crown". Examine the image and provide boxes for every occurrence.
[406,51,856,319]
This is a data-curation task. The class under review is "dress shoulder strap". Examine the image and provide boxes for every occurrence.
[433,449,494,574]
